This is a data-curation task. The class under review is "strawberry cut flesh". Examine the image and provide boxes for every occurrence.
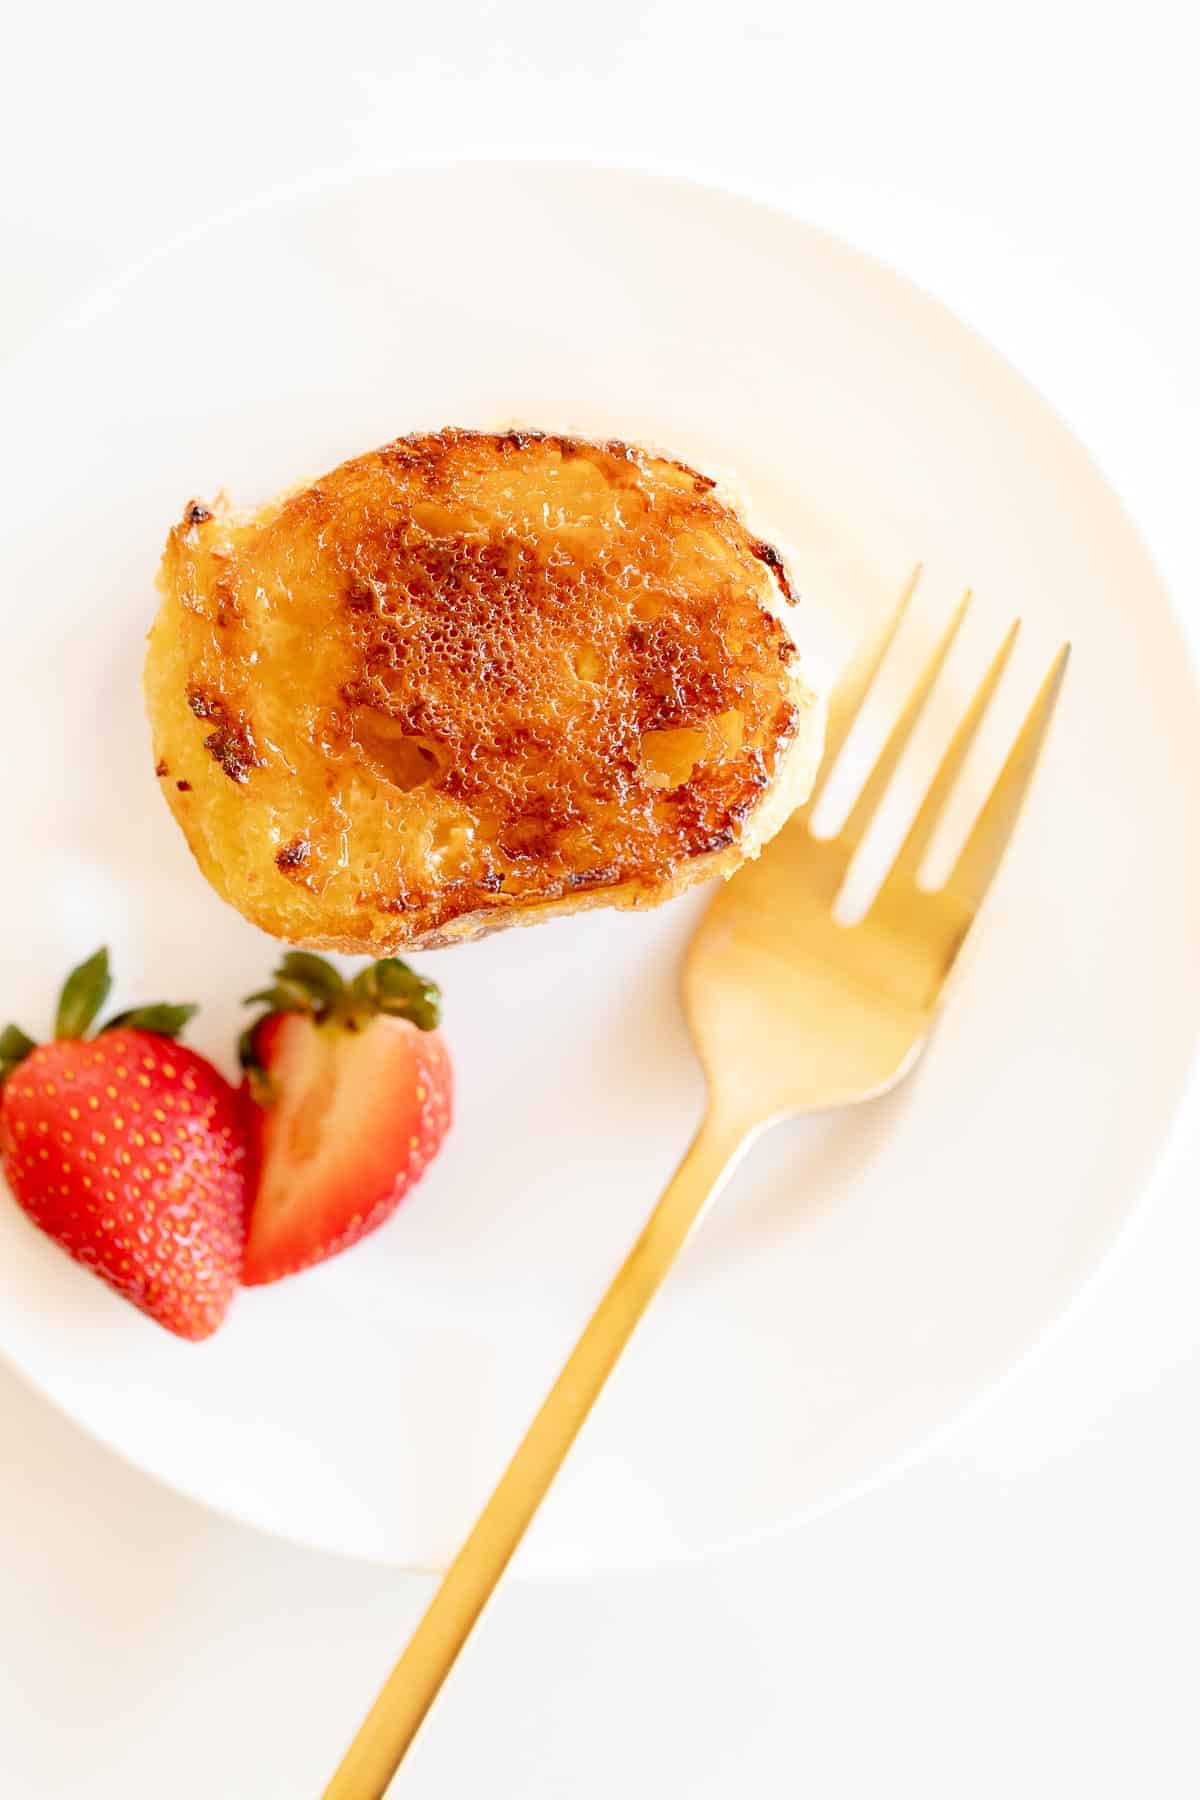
[242,1011,451,1285]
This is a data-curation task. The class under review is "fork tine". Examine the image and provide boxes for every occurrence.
[943,643,1070,914]
[800,565,920,818]
[884,618,1021,889]
[834,590,971,861]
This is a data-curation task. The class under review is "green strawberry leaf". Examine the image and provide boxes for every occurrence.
[0,1023,37,1084]
[55,947,113,1041]
[275,952,346,1015]
[101,1003,198,1039]
[241,979,314,1015]
[351,957,441,1032]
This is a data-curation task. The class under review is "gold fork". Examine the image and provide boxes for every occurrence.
[324,572,1069,1799]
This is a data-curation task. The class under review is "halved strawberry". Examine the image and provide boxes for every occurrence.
[240,953,451,1285]
[0,948,247,1340]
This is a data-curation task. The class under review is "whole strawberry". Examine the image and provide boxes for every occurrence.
[239,952,451,1284]
[0,949,247,1340]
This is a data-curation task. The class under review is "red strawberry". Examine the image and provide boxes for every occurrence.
[239,952,451,1285]
[0,949,247,1341]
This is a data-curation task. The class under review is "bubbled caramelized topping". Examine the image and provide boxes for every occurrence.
[148,429,810,949]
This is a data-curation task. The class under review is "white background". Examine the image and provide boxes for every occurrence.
[3,4,1198,1795]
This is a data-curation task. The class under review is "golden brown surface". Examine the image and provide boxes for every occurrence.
[145,429,823,950]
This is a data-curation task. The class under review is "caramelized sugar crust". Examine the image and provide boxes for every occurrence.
[145,429,821,949]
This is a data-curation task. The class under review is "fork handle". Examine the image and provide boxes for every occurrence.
[322,1108,754,1799]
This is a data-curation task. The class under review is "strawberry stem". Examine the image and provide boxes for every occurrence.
[2,949,200,1081]
[239,954,442,1092]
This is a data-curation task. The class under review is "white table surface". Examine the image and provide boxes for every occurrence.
[3,4,1198,1795]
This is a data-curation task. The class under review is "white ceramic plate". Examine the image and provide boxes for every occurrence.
[1,164,1197,1576]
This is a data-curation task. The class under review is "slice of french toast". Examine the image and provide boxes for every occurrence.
[145,429,823,950]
